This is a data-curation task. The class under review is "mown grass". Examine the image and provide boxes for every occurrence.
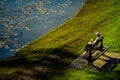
[0,0,120,80]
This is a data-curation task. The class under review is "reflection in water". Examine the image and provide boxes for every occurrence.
[0,0,84,60]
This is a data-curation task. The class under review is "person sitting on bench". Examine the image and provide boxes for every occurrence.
[84,32,102,52]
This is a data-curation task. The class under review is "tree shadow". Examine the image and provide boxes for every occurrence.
[91,54,120,72]
[0,47,78,80]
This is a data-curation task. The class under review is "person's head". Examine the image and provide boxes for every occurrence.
[95,32,100,37]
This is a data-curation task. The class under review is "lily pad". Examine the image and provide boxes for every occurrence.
[9,49,14,52]
[4,45,9,49]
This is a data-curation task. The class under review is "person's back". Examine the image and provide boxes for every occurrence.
[92,32,101,48]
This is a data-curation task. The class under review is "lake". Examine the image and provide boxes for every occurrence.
[0,0,84,60]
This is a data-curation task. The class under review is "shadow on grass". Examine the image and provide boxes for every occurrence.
[0,47,78,80]
[92,54,120,72]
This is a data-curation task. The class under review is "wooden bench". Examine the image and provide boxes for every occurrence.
[68,46,110,68]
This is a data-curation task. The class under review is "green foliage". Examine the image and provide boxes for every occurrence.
[0,0,120,80]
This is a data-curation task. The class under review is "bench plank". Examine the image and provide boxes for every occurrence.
[92,46,110,60]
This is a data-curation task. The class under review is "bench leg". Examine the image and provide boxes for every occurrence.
[87,49,93,65]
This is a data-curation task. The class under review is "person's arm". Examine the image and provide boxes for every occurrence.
[92,37,101,46]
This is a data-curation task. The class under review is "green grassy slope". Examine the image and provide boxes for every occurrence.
[25,0,120,53]
[0,0,120,80]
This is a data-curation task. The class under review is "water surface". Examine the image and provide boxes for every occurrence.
[0,0,84,60]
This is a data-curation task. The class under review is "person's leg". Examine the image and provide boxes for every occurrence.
[84,43,91,51]
[84,44,88,51]
[87,44,93,65]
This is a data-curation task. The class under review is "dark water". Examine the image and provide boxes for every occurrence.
[0,0,84,60]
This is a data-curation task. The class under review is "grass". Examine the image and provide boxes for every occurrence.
[0,0,120,80]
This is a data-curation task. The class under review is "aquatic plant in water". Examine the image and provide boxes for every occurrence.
[0,0,74,52]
